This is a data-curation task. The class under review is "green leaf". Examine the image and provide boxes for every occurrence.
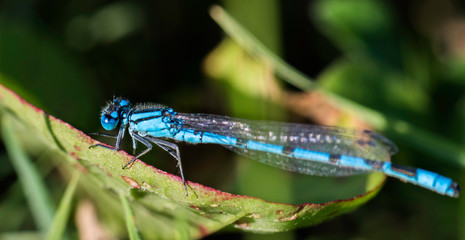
[2,113,55,235]
[46,172,81,240]
[119,192,141,240]
[0,80,384,237]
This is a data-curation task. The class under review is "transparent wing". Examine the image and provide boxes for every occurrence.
[175,113,397,176]
[224,145,364,176]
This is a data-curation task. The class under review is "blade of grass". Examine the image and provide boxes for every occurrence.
[45,172,81,240]
[118,192,141,240]
[209,5,465,169]
[210,6,315,91]
[1,114,55,234]
[0,150,61,232]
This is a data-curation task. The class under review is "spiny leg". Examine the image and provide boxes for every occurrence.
[89,144,116,151]
[89,133,118,150]
[89,124,127,151]
[144,136,188,196]
[122,134,153,169]
[113,124,126,151]
[89,132,118,138]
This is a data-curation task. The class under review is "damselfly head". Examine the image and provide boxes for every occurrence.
[114,97,130,108]
[100,97,131,130]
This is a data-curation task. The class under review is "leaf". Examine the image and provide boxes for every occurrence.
[0,81,384,238]
[46,172,81,240]
[118,192,141,240]
[2,113,55,234]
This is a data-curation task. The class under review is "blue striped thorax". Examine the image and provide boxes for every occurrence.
[128,107,181,138]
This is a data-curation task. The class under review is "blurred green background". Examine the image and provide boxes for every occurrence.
[0,0,464,239]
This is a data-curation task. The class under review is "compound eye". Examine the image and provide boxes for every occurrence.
[101,112,119,130]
